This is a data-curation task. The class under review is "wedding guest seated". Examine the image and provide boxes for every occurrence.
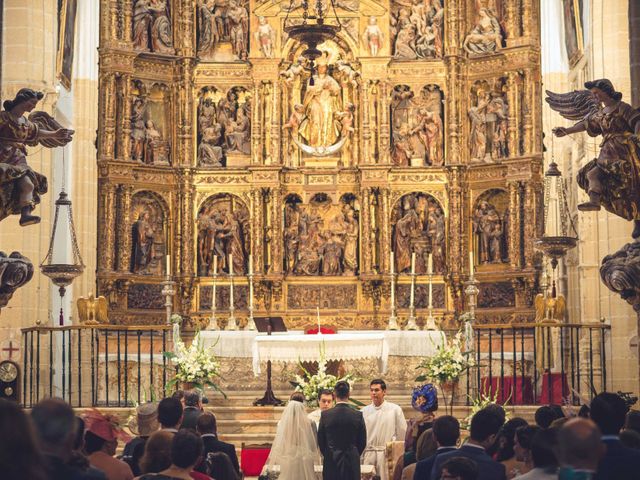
[71,417,108,480]
[440,457,479,480]
[195,412,240,476]
[138,430,211,480]
[620,429,640,450]
[405,384,439,466]
[432,408,507,480]
[206,452,240,480]
[181,391,203,430]
[557,418,604,479]
[590,392,640,479]
[137,430,173,476]
[400,428,436,480]
[0,398,48,480]
[511,426,540,478]
[513,428,558,480]
[308,389,335,429]
[158,397,183,433]
[123,402,159,476]
[414,415,460,480]
[31,398,100,480]
[83,409,134,480]
[495,418,529,478]
[534,406,563,430]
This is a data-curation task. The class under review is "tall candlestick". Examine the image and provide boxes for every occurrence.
[388,254,398,330]
[213,255,217,276]
[249,254,253,275]
[208,258,219,330]
[407,253,417,330]
[227,254,237,330]
[246,255,256,330]
[428,253,433,275]
[229,254,233,275]
[411,252,416,275]
[469,251,474,277]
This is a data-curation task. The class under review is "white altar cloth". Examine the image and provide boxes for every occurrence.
[198,330,446,376]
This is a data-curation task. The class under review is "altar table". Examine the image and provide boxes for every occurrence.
[199,330,446,376]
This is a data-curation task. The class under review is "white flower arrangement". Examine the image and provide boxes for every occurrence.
[290,344,359,407]
[462,390,511,429]
[416,330,475,384]
[164,331,225,396]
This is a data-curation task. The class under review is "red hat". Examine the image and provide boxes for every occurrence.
[83,408,131,443]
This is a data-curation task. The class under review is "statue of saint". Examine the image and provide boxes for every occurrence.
[227,0,249,60]
[342,208,359,275]
[284,204,300,273]
[299,53,342,148]
[198,122,224,166]
[197,0,217,58]
[133,0,153,51]
[254,16,275,58]
[362,16,383,56]
[393,198,421,273]
[473,200,503,263]
[131,211,155,273]
[463,8,502,55]
[0,88,74,226]
[131,98,147,162]
[133,0,173,53]
[321,232,344,276]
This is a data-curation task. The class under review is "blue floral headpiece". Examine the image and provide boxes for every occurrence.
[412,384,438,413]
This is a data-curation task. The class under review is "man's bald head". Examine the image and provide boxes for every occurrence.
[558,418,605,471]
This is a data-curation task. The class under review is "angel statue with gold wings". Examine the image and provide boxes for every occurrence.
[534,289,566,373]
[0,88,74,226]
[547,79,640,239]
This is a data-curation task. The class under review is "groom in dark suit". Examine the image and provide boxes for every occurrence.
[318,381,367,480]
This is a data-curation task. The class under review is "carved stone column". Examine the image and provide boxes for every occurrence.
[270,82,281,165]
[523,182,535,268]
[380,188,391,273]
[270,188,283,274]
[116,184,133,272]
[523,69,535,154]
[262,188,272,272]
[98,72,117,160]
[361,188,373,274]
[122,0,133,43]
[251,82,263,165]
[121,76,133,162]
[445,0,461,54]
[176,0,195,57]
[103,0,119,47]
[251,188,264,271]
[179,170,194,277]
[506,72,521,159]
[447,167,462,275]
[522,0,536,39]
[378,83,390,165]
[361,81,371,164]
[446,56,462,163]
[97,182,117,272]
[504,0,522,41]
[508,181,521,269]
[176,59,194,167]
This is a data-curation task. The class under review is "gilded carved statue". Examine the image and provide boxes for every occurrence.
[464,8,502,55]
[254,16,275,58]
[0,88,74,226]
[362,16,384,56]
[473,200,507,264]
[547,79,640,238]
[132,0,174,54]
[392,193,446,274]
[469,88,508,163]
[390,0,444,60]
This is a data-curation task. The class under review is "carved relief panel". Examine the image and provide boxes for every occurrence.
[391,192,446,274]
[196,0,250,61]
[132,0,174,54]
[468,78,508,164]
[130,191,169,276]
[130,81,171,165]
[197,193,250,276]
[391,84,444,167]
[283,193,359,276]
[463,0,505,56]
[197,86,252,167]
[472,188,509,266]
[390,0,444,59]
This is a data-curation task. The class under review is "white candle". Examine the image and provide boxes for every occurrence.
[428,253,433,275]
[213,255,217,276]
[248,254,253,275]
[428,272,433,307]
[411,252,416,275]
[469,251,474,277]
[166,255,170,276]
[229,254,233,275]
[248,255,254,310]
[390,251,395,275]
[316,306,321,334]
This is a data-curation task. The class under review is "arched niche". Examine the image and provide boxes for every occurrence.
[130,191,169,276]
[391,84,444,167]
[472,188,510,265]
[130,81,171,165]
[196,193,250,277]
[391,192,446,274]
[283,191,360,276]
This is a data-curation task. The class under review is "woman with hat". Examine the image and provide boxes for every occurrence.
[83,409,134,480]
[123,402,160,476]
[405,384,439,464]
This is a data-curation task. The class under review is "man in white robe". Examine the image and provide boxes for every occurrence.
[308,389,335,429]
[361,379,407,480]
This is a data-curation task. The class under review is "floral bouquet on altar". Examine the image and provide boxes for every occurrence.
[164,331,225,396]
[290,345,359,407]
[462,390,511,429]
[416,331,474,414]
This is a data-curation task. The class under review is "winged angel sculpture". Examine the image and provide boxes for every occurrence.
[0,88,74,226]
[547,79,640,239]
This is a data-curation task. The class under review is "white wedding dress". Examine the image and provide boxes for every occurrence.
[264,400,319,480]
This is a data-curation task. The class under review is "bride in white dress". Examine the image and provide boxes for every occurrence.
[264,393,320,480]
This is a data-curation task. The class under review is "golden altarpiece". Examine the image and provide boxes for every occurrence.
[96,0,544,331]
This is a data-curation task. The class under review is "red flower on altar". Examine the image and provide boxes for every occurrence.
[304,327,337,335]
